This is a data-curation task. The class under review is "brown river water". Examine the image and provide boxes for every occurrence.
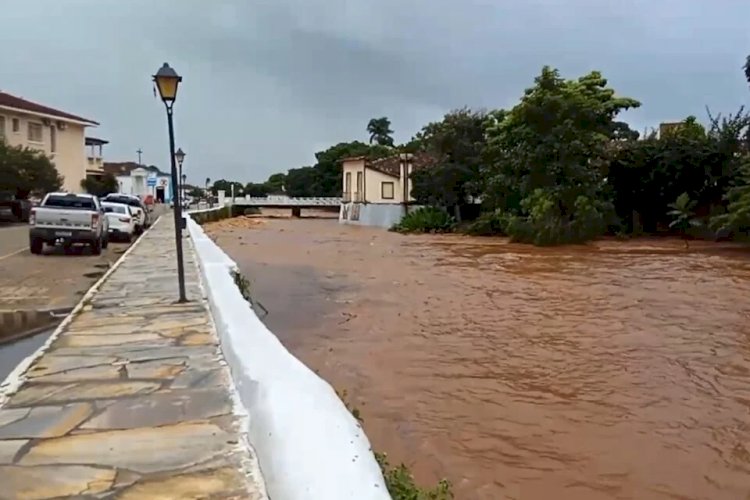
[205,214,750,500]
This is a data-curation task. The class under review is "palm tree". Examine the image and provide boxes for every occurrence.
[366,117,395,147]
[744,54,750,86]
[205,177,211,207]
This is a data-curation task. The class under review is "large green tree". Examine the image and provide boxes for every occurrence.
[0,141,62,198]
[366,117,395,147]
[80,173,118,197]
[482,67,640,245]
[409,108,490,219]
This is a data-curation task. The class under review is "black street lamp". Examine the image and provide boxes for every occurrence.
[153,62,187,303]
[175,148,186,205]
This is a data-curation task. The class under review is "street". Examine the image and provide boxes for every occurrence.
[0,224,28,261]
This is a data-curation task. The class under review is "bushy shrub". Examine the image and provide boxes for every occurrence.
[504,190,611,245]
[464,209,508,235]
[391,207,456,233]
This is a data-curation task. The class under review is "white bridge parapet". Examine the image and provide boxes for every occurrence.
[235,197,342,207]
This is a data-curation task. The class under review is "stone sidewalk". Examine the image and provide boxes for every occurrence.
[0,216,267,499]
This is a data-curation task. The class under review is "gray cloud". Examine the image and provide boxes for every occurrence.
[1,0,749,183]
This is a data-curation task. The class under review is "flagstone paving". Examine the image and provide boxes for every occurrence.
[0,216,267,499]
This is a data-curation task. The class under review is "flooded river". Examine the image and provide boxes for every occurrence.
[207,215,750,500]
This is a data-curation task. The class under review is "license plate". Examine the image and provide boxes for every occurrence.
[55,231,73,237]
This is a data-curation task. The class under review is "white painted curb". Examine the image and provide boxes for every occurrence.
[187,211,390,500]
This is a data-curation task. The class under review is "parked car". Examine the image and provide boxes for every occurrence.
[101,201,136,242]
[103,194,151,233]
[29,193,108,255]
[0,192,32,222]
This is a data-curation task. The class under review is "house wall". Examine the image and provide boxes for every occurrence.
[116,168,172,201]
[341,159,365,201]
[0,109,88,193]
[364,168,402,204]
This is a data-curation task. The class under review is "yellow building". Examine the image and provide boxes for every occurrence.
[0,91,99,193]
[340,152,435,227]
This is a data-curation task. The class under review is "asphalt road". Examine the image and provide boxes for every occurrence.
[0,224,29,261]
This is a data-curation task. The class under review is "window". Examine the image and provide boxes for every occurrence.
[28,122,43,142]
[381,181,395,199]
[43,195,96,210]
[12,118,19,133]
[0,116,5,138]
[50,126,56,153]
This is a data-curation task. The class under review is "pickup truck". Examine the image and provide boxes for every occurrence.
[29,193,109,255]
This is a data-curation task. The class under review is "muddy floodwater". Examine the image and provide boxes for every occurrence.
[206,214,750,500]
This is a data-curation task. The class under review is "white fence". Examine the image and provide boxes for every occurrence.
[235,197,341,207]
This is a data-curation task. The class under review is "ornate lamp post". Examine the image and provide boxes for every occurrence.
[175,148,185,205]
[153,63,187,302]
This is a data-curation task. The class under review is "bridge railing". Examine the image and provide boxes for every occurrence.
[235,197,342,206]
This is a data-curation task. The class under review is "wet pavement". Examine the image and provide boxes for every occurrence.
[0,329,52,380]
[0,217,267,499]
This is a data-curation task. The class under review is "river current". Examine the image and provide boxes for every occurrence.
[207,215,750,500]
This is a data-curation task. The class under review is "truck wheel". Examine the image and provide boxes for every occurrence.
[91,238,102,255]
[30,238,43,255]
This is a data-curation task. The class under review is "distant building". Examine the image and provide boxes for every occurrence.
[103,162,173,203]
[339,152,435,227]
[0,90,99,193]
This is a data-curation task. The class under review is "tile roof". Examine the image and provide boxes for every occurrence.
[0,91,98,125]
[366,152,437,177]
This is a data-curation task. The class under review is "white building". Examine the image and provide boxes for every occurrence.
[103,162,173,202]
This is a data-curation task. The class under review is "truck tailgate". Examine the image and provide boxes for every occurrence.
[35,208,95,230]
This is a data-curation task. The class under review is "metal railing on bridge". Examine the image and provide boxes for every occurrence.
[233,197,342,207]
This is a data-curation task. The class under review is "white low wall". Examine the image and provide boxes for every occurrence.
[339,202,405,228]
[187,213,389,500]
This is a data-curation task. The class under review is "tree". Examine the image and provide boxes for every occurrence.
[211,179,244,197]
[244,182,269,197]
[711,157,750,240]
[0,141,62,198]
[744,54,750,87]
[80,173,118,197]
[482,67,640,245]
[668,192,700,247]
[284,166,318,197]
[409,108,489,220]
[266,173,286,193]
[366,117,395,147]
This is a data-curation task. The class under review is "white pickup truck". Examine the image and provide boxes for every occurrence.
[29,193,109,255]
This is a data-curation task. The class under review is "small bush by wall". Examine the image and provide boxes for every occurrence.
[391,207,456,233]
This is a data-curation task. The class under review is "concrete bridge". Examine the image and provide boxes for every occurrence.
[233,197,341,217]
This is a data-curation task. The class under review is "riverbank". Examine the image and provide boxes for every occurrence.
[207,214,750,500]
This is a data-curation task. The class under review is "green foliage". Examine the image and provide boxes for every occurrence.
[0,140,62,197]
[745,54,750,86]
[367,117,395,147]
[464,209,508,236]
[391,207,456,233]
[409,108,489,215]
[608,109,750,233]
[711,158,750,238]
[188,187,204,199]
[503,190,611,245]
[80,173,118,197]
[211,179,245,197]
[244,182,270,197]
[668,192,699,232]
[481,67,637,244]
[375,452,453,500]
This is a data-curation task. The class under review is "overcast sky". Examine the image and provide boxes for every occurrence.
[1,0,749,183]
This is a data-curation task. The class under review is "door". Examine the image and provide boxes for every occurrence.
[345,172,352,201]
[155,187,165,203]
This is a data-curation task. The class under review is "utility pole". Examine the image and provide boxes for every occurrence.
[136,149,143,166]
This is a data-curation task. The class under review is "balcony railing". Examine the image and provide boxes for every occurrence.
[342,192,364,202]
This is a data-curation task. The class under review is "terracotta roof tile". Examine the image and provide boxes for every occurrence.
[0,91,98,125]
